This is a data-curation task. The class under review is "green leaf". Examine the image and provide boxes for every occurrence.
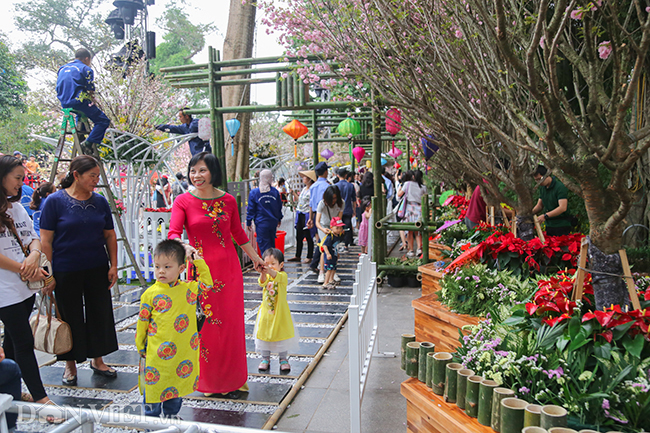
[611,320,635,340]
[556,334,570,352]
[593,343,612,360]
[568,316,581,339]
[503,315,526,326]
[622,334,644,359]
[568,333,588,352]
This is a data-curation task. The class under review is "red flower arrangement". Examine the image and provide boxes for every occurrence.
[144,207,172,212]
[446,195,469,219]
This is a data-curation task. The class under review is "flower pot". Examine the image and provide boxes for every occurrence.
[491,388,515,432]
[465,375,483,418]
[387,275,406,287]
[405,342,419,378]
[524,404,542,427]
[443,363,463,403]
[417,342,435,382]
[499,397,527,433]
[548,429,577,433]
[406,274,420,288]
[431,352,452,395]
[455,369,474,410]
[522,428,547,433]
[541,405,568,429]
[400,334,415,370]
[478,379,498,426]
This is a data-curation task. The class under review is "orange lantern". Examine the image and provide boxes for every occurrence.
[283,119,309,157]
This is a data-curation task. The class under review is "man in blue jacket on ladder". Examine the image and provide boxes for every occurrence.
[155,108,212,156]
[56,48,111,155]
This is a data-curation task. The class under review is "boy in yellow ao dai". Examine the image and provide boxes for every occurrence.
[255,248,298,372]
[136,240,213,417]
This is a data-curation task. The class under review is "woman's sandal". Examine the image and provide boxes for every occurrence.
[258,359,270,371]
[279,360,291,372]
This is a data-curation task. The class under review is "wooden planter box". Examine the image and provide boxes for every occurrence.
[429,242,452,261]
[418,262,446,296]
[412,294,481,352]
[402,377,493,433]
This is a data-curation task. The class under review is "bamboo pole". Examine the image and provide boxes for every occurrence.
[311,110,318,167]
[375,270,386,285]
[376,265,420,272]
[405,342,419,378]
[262,310,348,429]
[491,388,515,432]
[425,352,436,388]
[619,249,642,310]
[500,398,528,433]
[540,405,567,429]
[572,238,589,301]
[400,334,416,370]
[422,194,430,264]
[376,222,423,231]
[431,352,452,395]
[465,375,483,418]
[456,369,474,410]
[444,363,463,403]
[417,342,435,382]
[478,379,498,426]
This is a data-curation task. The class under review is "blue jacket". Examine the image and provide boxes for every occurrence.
[56,60,95,107]
[337,179,356,216]
[246,187,283,229]
[309,177,330,212]
[158,118,211,156]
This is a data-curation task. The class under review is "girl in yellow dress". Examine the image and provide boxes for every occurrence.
[136,240,213,417]
[255,248,298,372]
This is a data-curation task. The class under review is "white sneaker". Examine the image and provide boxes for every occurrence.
[406,251,415,258]
[416,248,422,256]
[317,273,325,283]
[333,273,341,282]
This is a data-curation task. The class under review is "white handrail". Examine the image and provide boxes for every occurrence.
[348,253,377,433]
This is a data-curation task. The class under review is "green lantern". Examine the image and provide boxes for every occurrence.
[337,118,361,170]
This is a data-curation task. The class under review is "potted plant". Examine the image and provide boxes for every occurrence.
[385,257,407,287]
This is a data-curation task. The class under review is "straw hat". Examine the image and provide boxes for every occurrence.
[298,170,317,182]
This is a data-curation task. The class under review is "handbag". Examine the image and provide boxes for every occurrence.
[397,183,409,219]
[29,295,73,355]
[9,223,53,291]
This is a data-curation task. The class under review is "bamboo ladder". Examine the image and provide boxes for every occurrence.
[49,108,147,293]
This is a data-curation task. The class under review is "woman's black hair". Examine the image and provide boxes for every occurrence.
[30,182,55,210]
[413,169,424,187]
[362,172,374,187]
[361,196,372,211]
[154,239,186,265]
[401,171,412,183]
[60,155,99,189]
[187,152,222,187]
[278,177,285,185]
[323,185,343,208]
[0,156,24,231]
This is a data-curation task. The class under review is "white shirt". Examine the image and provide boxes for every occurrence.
[405,181,428,205]
[0,203,39,308]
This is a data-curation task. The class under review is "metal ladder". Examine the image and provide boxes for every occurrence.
[49,108,147,293]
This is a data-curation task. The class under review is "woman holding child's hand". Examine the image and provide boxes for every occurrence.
[169,152,264,396]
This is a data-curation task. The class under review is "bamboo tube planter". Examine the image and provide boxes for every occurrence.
[477,379,499,426]
[465,375,483,418]
[431,352,452,395]
[417,342,435,382]
[548,429,578,433]
[491,388,515,432]
[456,369,474,410]
[443,363,463,403]
[540,405,568,429]
[525,404,542,427]
[522,428,548,433]
[499,397,528,433]
[405,342,420,378]
[400,334,415,370]
[425,352,436,388]
[577,430,599,433]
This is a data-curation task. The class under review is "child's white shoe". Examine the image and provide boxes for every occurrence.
[317,273,325,283]
[333,273,341,282]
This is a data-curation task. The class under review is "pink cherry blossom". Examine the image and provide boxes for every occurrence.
[570,9,584,20]
[598,41,612,60]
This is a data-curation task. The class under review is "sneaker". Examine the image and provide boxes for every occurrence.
[406,251,415,258]
[258,359,270,371]
[80,140,95,156]
[279,360,291,371]
[317,273,325,283]
[333,273,341,282]
[416,248,422,256]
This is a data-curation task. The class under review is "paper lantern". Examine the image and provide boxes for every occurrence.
[283,119,309,158]
[381,157,387,166]
[385,108,402,136]
[394,162,401,170]
[320,148,334,160]
[421,135,439,160]
[352,146,366,163]
[225,118,241,157]
[387,147,403,159]
[366,160,372,169]
[337,118,361,137]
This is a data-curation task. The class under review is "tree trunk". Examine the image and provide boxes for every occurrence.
[222,0,256,181]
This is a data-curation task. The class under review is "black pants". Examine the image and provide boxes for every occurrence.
[546,225,571,237]
[54,265,118,362]
[295,213,314,259]
[0,294,47,401]
[342,214,353,246]
[0,359,21,428]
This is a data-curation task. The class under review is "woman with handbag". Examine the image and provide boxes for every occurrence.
[40,155,120,386]
[0,155,52,404]
[397,170,428,258]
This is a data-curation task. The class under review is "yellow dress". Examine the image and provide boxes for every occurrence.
[254,271,298,353]
[136,259,213,403]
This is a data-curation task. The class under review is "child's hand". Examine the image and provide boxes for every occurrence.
[326,253,332,260]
